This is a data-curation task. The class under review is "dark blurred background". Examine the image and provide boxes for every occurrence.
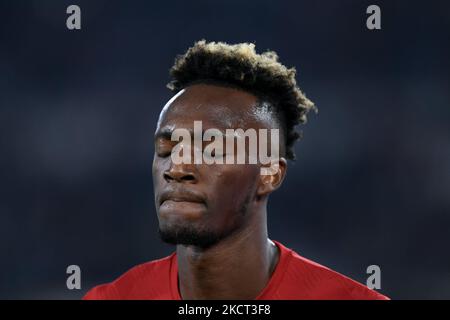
[1,0,449,299]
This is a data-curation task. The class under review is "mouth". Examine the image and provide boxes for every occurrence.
[161,197,203,205]
[159,196,206,220]
[159,191,205,206]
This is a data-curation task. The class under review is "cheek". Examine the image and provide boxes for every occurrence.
[152,157,165,187]
[209,165,259,207]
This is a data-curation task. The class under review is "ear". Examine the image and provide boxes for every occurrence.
[256,158,287,198]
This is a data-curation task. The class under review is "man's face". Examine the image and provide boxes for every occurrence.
[152,84,279,248]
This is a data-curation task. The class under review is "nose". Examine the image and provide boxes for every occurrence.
[163,163,197,183]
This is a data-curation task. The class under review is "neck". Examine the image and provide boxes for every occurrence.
[176,206,279,300]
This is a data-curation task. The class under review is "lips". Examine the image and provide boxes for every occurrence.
[159,189,205,206]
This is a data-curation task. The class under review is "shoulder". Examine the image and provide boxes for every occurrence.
[276,242,389,300]
[83,253,175,300]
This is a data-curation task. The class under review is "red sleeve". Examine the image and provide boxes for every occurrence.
[83,284,117,300]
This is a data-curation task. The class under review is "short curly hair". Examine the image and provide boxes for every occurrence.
[167,40,317,160]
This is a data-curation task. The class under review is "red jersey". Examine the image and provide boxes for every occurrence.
[83,240,389,300]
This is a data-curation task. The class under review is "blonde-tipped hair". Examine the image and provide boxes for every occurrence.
[167,40,317,160]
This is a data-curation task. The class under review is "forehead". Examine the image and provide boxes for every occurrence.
[156,83,274,132]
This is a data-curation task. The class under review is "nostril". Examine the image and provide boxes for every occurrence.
[163,172,173,181]
[164,170,196,183]
[183,174,195,181]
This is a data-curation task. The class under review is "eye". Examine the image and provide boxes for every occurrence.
[155,142,172,158]
[206,148,226,158]
[157,150,171,158]
[211,150,224,157]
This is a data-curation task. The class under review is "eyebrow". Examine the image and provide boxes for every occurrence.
[155,127,207,141]
[155,127,174,141]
